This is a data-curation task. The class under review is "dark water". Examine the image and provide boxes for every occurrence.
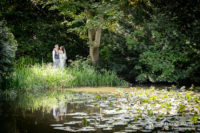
[0,91,101,133]
[0,101,100,133]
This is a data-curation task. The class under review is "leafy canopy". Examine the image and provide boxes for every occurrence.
[32,0,123,38]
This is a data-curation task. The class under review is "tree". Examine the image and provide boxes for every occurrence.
[99,1,199,83]
[33,0,123,66]
[0,0,88,62]
[0,21,17,89]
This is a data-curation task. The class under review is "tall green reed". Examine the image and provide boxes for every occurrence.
[9,57,129,90]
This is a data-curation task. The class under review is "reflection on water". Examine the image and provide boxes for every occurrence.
[0,90,101,133]
[53,104,67,122]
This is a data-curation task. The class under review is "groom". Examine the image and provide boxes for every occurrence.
[52,44,60,68]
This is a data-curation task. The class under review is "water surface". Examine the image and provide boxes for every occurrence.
[0,88,200,133]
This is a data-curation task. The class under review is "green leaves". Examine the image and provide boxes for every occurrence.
[0,21,17,89]
[41,0,123,33]
[125,12,191,82]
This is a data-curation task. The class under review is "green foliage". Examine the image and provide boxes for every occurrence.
[1,0,200,84]
[82,117,90,127]
[135,13,190,82]
[8,57,129,90]
[35,0,124,64]
[100,1,200,84]
[44,0,123,29]
[147,109,153,117]
[190,116,200,124]
[94,95,101,101]
[0,0,88,62]
[15,56,39,68]
[67,58,129,87]
[161,102,172,110]
[178,104,186,115]
[0,21,17,89]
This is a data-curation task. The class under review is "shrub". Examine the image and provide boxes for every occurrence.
[0,21,17,89]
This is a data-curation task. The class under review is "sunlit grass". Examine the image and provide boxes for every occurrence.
[9,63,129,90]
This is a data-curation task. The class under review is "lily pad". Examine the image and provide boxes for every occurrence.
[64,121,82,125]
[78,126,96,132]
[65,112,87,116]
[50,124,63,127]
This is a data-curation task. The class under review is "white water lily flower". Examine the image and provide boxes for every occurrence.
[153,110,159,114]
[138,106,144,111]
[169,109,177,115]
[163,125,169,130]
[145,123,154,130]
[194,108,200,114]
[170,98,175,102]
[155,104,161,108]
[103,110,120,115]
[159,109,167,115]
[183,100,188,104]
[132,104,139,109]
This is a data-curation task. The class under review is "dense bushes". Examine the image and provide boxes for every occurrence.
[0,21,17,89]
[128,13,190,82]
[99,2,200,84]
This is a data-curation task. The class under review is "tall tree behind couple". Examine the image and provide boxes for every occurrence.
[52,44,67,69]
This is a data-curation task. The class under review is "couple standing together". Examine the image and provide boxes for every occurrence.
[52,44,67,69]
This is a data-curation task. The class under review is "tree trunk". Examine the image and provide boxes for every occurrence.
[90,45,99,66]
[88,25,102,66]
[85,9,103,66]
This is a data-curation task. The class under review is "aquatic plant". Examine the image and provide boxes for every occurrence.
[133,116,139,121]
[94,95,101,100]
[190,116,200,124]
[1,86,200,132]
[147,109,154,117]
[161,102,172,109]
[82,117,90,127]
[178,104,186,115]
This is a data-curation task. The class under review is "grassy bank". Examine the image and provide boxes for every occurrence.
[8,59,129,90]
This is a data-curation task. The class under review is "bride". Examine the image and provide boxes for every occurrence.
[59,46,67,69]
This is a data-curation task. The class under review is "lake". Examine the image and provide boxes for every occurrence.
[0,87,200,133]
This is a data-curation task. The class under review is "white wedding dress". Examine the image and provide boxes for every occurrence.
[59,50,67,69]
